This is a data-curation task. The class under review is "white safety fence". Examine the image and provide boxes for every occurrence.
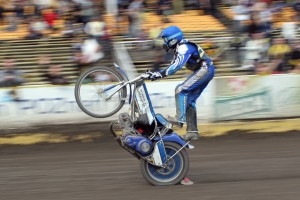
[0,74,299,129]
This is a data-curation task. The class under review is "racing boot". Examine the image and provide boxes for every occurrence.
[167,116,183,128]
[182,105,199,140]
[182,131,199,141]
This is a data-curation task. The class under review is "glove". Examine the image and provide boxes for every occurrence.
[147,71,163,81]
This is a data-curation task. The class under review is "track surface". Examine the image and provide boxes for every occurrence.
[1,127,300,200]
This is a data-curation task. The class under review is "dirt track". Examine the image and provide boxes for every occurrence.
[1,122,300,200]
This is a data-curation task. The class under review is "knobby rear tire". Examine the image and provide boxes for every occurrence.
[140,142,189,186]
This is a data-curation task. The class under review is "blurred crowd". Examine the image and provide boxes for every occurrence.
[227,0,300,75]
[0,0,299,90]
[0,0,104,38]
[0,0,222,39]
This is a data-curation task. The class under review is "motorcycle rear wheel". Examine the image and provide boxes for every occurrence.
[140,142,189,186]
[74,66,127,118]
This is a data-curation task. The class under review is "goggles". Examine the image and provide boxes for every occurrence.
[163,37,169,43]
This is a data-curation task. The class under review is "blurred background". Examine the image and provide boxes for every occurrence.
[0,0,299,88]
[0,2,300,199]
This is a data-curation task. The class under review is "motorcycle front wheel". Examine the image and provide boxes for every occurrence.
[74,66,127,118]
[140,142,189,186]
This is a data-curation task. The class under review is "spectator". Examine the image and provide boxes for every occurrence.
[42,7,58,31]
[32,0,53,12]
[72,36,104,73]
[84,16,106,39]
[3,3,18,31]
[43,65,69,85]
[281,15,299,42]
[0,58,25,87]
[241,32,269,69]
[79,0,94,24]
[81,37,104,63]
[268,37,292,60]
[116,0,130,35]
[254,2,273,37]
[127,0,144,37]
[61,2,81,33]
[255,60,272,75]
[158,0,172,23]
[105,0,118,16]
[71,2,84,24]
[231,0,251,34]
[14,1,25,19]
[55,0,70,16]
[24,16,47,39]
[84,17,113,62]
[247,15,266,37]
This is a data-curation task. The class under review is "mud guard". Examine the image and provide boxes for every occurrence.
[154,133,194,149]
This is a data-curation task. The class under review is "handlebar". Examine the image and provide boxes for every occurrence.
[127,72,151,84]
[113,63,151,84]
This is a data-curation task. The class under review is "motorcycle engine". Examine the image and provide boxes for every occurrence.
[124,135,153,156]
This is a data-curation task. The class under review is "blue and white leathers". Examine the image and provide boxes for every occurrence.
[164,39,215,124]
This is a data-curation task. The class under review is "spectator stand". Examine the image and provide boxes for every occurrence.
[0,1,299,86]
[0,37,77,86]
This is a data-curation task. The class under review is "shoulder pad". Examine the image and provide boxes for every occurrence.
[177,43,188,54]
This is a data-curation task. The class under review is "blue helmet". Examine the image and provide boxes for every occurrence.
[160,26,184,52]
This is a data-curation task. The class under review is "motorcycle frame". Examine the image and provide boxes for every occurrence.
[107,63,192,167]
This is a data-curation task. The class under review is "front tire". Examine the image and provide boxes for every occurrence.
[140,142,189,186]
[74,66,127,118]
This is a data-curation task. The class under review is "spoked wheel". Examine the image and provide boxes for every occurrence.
[75,66,127,118]
[140,142,189,186]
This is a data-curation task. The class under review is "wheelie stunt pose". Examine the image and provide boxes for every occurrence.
[74,25,215,186]
[148,26,215,141]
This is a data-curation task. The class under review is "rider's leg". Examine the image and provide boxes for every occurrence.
[183,103,199,140]
[170,64,214,140]
[167,87,186,128]
[183,79,210,140]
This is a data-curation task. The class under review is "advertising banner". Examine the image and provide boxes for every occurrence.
[0,81,215,128]
[1,74,299,129]
[214,74,300,120]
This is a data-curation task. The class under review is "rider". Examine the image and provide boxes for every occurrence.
[148,26,215,141]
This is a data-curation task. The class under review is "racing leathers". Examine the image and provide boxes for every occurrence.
[160,39,215,135]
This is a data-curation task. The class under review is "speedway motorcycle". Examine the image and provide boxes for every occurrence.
[74,63,193,186]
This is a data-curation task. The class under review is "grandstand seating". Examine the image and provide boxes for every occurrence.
[103,10,227,36]
[219,5,299,29]
[0,7,299,86]
[0,37,78,85]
